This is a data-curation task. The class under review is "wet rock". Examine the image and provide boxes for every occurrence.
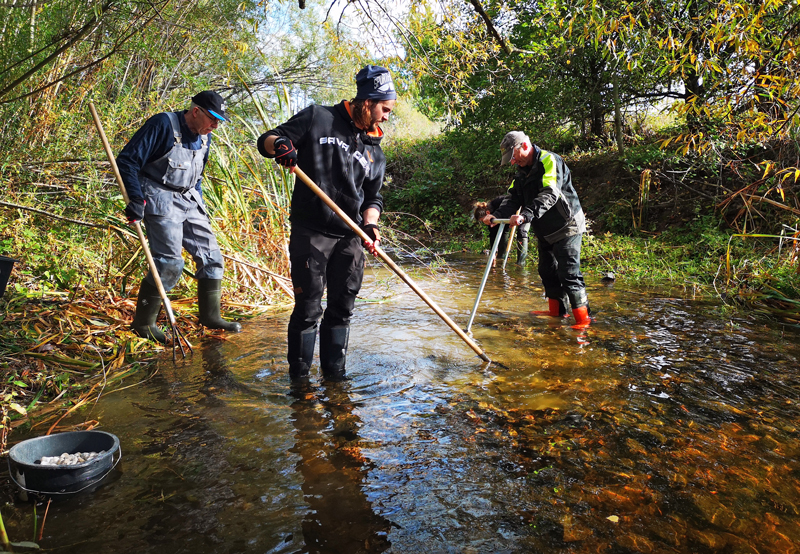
[689,528,728,549]
[719,533,760,554]
[560,514,592,542]
[625,437,648,456]
[670,472,689,487]
[693,494,737,529]
[760,434,781,451]
[597,488,639,512]
[639,426,668,445]
[761,529,797,552]
[648,519,684,547]
[616,533,655,553]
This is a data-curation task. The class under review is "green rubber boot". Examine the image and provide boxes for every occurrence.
[131,279,167,344]
[516,237,528,265]
[197,279,242,332]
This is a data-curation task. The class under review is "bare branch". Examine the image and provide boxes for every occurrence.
[0,200,107,229]
[0,1,114,101]
[1,5,161,104]
[467,0,512,55]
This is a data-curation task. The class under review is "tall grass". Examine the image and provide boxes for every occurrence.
[201,91,296,310]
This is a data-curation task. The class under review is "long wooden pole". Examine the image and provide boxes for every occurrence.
[292,167,491,363]
[88,102,191,359]
[501,208,521,270]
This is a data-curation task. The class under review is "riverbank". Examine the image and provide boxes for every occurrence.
[0,284,282,452]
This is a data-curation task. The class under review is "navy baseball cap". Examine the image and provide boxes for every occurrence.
[355,65,396,101]
[192,90,227,121]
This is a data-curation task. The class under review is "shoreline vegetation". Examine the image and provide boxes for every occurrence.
[2,152,799,452]
[2,0,800,454]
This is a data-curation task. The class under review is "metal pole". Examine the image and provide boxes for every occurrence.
[466,219,510,333]
[89,102,192,361]
[292,166,491,363]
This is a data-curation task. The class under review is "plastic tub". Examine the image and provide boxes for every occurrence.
[7,430,121,496]
[0,255,18,298]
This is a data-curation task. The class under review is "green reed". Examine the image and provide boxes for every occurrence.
[197,90,297,309]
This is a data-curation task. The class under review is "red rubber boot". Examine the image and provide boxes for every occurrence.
[571,306,592,329]
[530,298,567,317]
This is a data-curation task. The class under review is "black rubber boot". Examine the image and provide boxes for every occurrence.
[288,328,316,380]
[131,279,167,344]
[319,325,350,382]
[516,238,528,265]
[557,294,570,317]
[197,279,242,332]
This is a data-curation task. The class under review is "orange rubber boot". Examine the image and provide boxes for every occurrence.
[530,298,566,317]
[571,306,592,329]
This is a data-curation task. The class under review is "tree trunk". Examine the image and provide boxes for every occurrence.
[613,71,624,155]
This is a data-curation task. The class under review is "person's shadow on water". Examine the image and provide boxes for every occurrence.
[196,339,259,402]
[289,381,393,554]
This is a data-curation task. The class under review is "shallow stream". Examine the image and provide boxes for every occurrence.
[4,253,800,553]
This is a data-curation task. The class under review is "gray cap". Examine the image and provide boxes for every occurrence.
[500,131,530,164]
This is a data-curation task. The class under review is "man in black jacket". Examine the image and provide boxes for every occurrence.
[482,131,591,328]
[257,65,396,381]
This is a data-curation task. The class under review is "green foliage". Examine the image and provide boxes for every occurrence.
[621,141,678,173]
[383,127,510,237]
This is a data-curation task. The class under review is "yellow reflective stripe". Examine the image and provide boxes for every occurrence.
[507,178,516,192]
[541,151,557,188]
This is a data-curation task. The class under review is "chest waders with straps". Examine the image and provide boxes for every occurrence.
[144,112,242,336]
[89,103,192,361]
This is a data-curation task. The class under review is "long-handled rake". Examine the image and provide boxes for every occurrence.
[89,103,192,362]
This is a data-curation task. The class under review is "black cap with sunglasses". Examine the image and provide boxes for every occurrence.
[192,90,227,122]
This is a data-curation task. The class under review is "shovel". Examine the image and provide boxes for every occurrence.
[89,103,192,362]
[292,167,491,363]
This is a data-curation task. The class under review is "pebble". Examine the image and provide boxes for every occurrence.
[37,451,104,466]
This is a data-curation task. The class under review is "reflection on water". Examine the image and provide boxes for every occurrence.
[289,382,392,553]
[3,253,800,553]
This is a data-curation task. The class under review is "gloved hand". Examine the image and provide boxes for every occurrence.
[361,223,381,254]
[273,136,297,168]
[125,198,146,224]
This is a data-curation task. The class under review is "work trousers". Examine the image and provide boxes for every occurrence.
[537,233,588,309]
[141,177,224,291]
[489,222,530,262]
[287,225,365,335]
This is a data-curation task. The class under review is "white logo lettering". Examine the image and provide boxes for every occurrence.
[319,139,369,174]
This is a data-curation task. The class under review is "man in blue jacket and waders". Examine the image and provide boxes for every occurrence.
[257,65,396,381]
[483,131,592,329]
[117,90,242,343]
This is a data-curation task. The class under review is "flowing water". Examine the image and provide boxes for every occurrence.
[4,254,800,553]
